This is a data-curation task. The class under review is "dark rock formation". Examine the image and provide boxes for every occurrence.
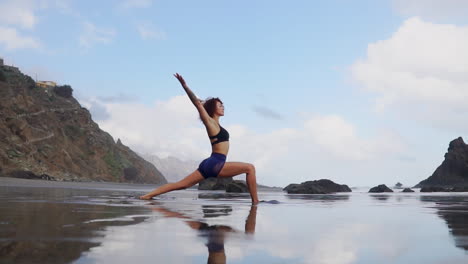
[53,85,73,98]
[283,179,352,194]
[420,186,468,192]
[198,177,233,190]
[394,182,403,189]
[420,186,447,192]
[198,177,280,192]
[8,170,56,181]
[369,184,393,193]
[452,186,468,192]
[402,188,414,193]
[0,69,6,82]
[416,137,468,188]
[226,180,248,193]
[0,65,166,184]
[123,167,138,181]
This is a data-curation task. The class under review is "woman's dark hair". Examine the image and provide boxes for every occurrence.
[203,97,223,117]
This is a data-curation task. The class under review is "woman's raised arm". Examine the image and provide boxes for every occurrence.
[174,73,211,124]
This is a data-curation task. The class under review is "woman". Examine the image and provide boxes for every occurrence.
[140,73,259,204]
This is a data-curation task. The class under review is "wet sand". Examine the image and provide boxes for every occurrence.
[1,177,468,264]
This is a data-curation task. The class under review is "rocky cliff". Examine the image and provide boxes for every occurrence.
[416,137,468,188]
[0,65,166,184]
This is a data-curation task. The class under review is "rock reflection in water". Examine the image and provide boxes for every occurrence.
[370,194,391,201]
[420,195,468,251]
[198,192,250,200]
[0,187,150,264]
[202,205,233,218]
[152,205,257,264]
[286,194,350,202]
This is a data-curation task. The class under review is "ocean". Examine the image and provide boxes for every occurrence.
[1,177,467,264]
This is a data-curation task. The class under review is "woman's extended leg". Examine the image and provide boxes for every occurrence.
[218,162,259,204]
[139,170,204,200]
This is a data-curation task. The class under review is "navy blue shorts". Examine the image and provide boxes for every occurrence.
[197,153,226,179]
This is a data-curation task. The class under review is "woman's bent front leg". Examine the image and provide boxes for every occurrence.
[218,162,259,204]
[139,170,204,200]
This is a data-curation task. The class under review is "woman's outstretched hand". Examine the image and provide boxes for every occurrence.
[174,73,202,107]
[174,73,187,87]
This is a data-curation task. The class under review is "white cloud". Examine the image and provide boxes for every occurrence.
[79,22,116,49]
[136,23,166,40]
[0,26,41,50]
[351,17,468,132]
[0,0,36,29]
[82,95,208,161]
[119,0,152,9]
[81,95,409,187]
[0,0,78,51]
[392,0,468,21]
[304,115,404,161]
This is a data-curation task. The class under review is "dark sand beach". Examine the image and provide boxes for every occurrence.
[1,177,468,264]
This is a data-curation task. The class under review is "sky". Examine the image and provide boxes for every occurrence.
[1,0,468,187]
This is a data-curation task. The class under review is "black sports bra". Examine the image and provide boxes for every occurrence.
[209,126,229,145]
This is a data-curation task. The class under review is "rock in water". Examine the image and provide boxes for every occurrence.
[369,184,393,193]
[0,64,166,184]
[402,188,414,193]
[198,178,233,190]
[415,137,468,189]
[283,179,352,194]
[226,181,248,193]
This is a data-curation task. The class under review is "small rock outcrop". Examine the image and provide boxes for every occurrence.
[394,182,403,189]
[402,188,414,193]
[198,178,233,190]
[415,137,468,189]
[283,179,352,194]
[226,180,248,193]
[369,184,393,193]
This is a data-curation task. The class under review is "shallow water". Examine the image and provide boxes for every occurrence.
[1,178,468,264]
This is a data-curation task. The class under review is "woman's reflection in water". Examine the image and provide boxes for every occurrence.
[152,205,257,264]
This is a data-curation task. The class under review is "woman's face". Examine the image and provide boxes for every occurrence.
[215,101,225,116]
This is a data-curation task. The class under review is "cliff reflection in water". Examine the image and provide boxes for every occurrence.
[0,186,151,264]
[421,195,468,251]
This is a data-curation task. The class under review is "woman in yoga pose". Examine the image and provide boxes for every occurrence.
[140,73,259,204]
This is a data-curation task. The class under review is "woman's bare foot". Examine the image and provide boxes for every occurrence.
[139,195,153,200]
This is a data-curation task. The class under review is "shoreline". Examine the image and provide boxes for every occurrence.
[0,176,284,192]
[0,177,159,191]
